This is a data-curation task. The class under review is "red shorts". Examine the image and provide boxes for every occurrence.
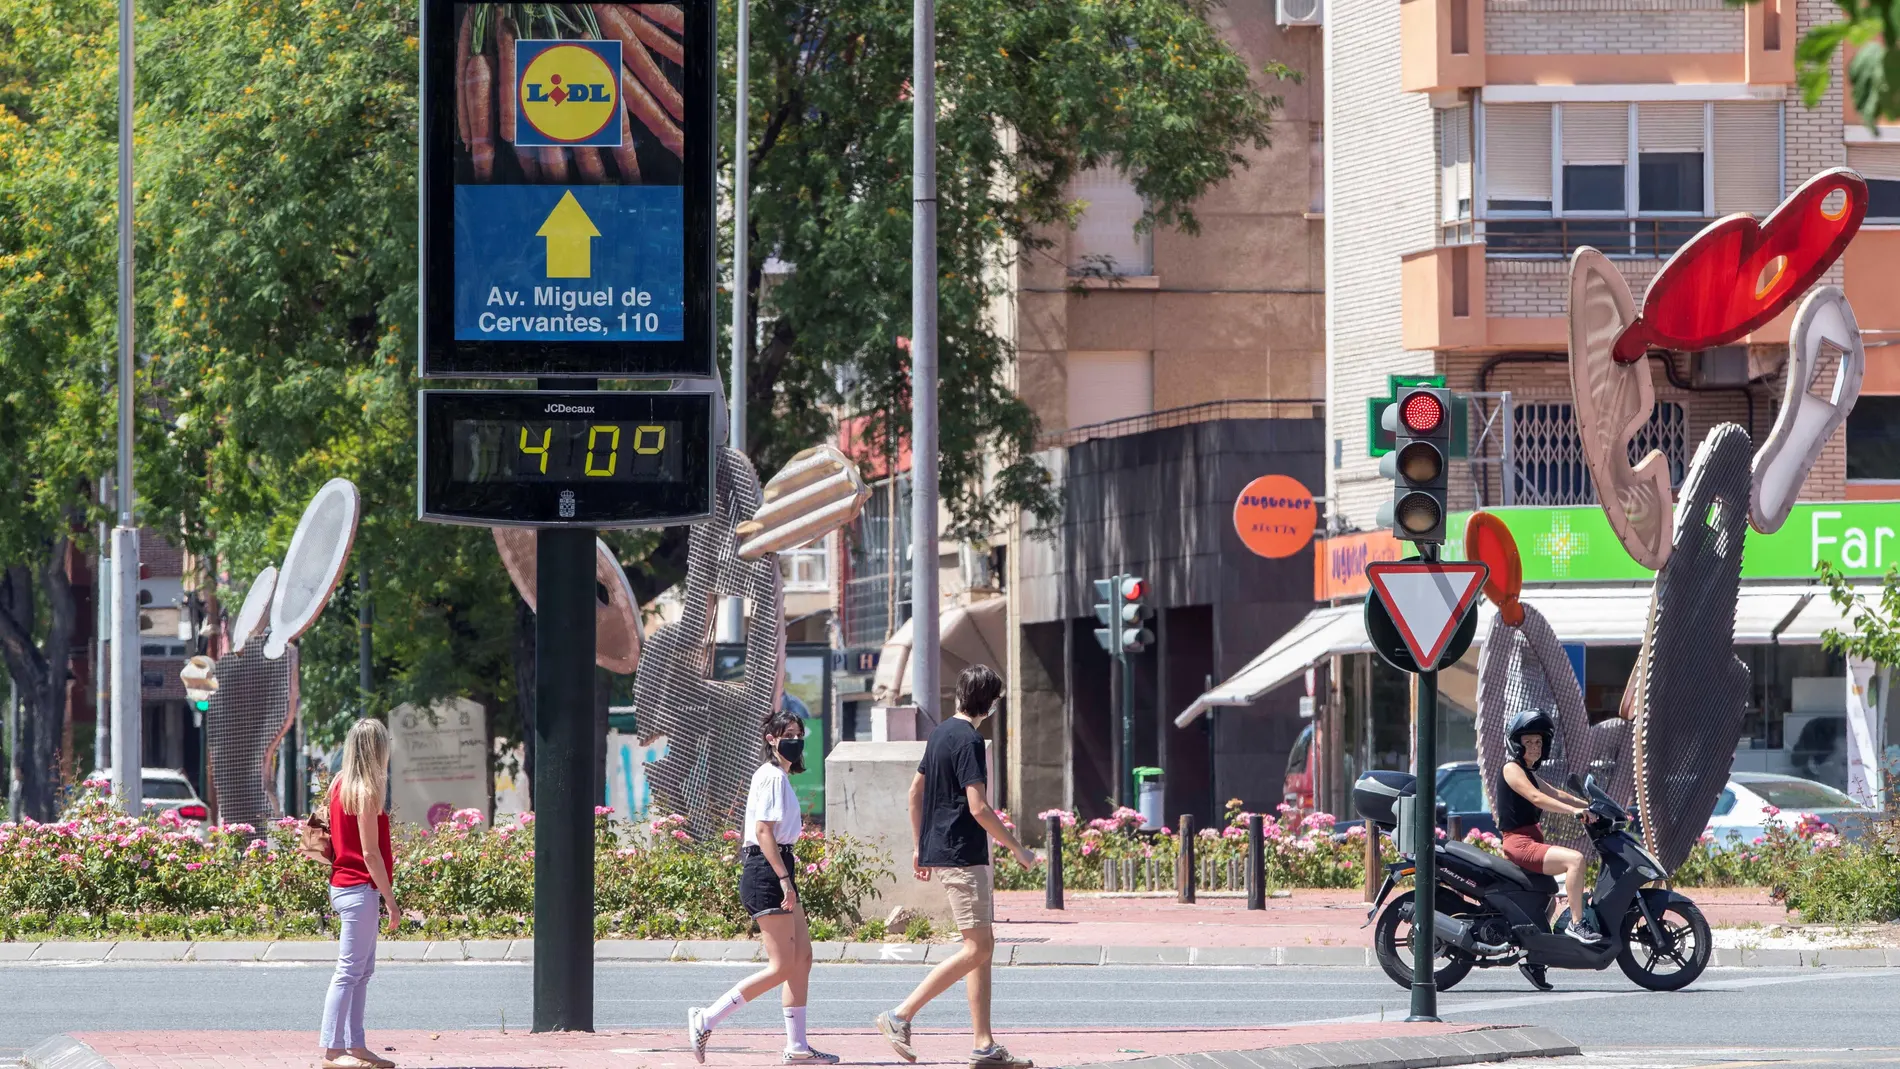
[1501,825,1550,870]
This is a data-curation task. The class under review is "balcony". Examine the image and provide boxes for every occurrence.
[1483,218,1713,260]
[1401,0,1483,95]
[1401,242,1485,351]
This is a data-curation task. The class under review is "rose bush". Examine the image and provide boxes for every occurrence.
[0,783,884,939]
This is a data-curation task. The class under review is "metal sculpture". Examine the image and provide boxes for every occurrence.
[1752,285,1865,534]
[494,529,645,674]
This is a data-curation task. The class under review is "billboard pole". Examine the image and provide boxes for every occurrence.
[109,0,142,813]
[910,0,940,719]
[718,0,749,645]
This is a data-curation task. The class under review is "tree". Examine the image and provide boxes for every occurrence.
[1818,561,1900,668]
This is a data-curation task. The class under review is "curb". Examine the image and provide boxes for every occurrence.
[1066,1027,1580,1069]
[4,939,1898,967]
[22,1027,1580,1069]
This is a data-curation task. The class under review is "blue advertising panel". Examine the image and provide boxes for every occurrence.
[421,1,713,378]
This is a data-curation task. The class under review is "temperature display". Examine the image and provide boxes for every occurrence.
[419,390,714,527]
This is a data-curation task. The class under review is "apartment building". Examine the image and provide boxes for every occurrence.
[1288,0,1900,814]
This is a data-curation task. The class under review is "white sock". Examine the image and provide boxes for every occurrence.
[702,986,748,1030]
[783,1006,809,1051]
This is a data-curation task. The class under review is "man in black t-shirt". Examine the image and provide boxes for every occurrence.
[875,665,1035,1069]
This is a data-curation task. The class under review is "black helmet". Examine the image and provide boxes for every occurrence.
[1505,709,1555,769]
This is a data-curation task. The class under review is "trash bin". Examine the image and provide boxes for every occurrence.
[1134,767,1165,830]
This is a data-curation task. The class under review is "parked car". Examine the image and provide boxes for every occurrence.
[1705,772,1876,846]
[88,767,211,827]
[1333,761,1496,839]
[1284,724,1316,810]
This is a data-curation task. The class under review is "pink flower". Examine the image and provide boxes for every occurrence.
[594,806,614,817]
[185,862,203,871]
[805,863,819,874]
[1762,805,1781,818]
[525,850,535,859]
[671,829,691,842]
[1080,842,1095,856]
[722,829,741,841]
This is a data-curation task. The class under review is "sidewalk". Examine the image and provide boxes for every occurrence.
[24,1024,1580,1069]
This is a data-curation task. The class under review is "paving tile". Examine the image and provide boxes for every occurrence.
[1278,946,1369,967]
[0,942,43,962]
[105,942,189,962]
[1104,945,1191,965]
[808,941,846,962]
[185,941,270,962]
[506,939,535,961]
[1742,947,1803,967]
[1816,948,1887,968]
[1885,947,1900,968]
[1711,947,1745,967]
[1191,946,1279,966]
[1010,942,1102,966]
[597,940,677,961]
[673,940,758,962]
[1507,1026,1583,1057]
[263,941,337,962]
[421,941,467,962]
[32,943,114,961]
[463,940,513,961]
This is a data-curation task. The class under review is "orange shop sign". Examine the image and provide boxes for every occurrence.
[1234,475,1317,559]
[1314,529,1405,601]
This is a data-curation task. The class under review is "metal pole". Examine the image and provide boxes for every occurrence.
[1408,630,1441,1019]
[908,0,940,719]
[533,521,597,1033]
[717,0,750,646]
[358,568,374,717]
[96,479,110,773]
[1246,812,1266,910]
[6,675,18,821]
[1176,812,1196,904]
[108,0,141,813]
[1044,814,1064,911]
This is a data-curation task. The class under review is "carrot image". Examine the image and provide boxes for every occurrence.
[635,2,684,34]
[612,97,642,181]
[455,8,474,148]
[498,17,544,180]
[612,11,684,121]
[539,146,573,183]
[594,4,683,68]
[623,63,683,157]
[466,52,497,180]
[576,147,610,183]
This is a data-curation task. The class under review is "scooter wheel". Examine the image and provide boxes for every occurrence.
[1616,898,1712,991]
[1373,889,1474,992]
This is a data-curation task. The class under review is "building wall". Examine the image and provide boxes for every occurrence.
[1325,0,1440,530]
[1485,0,1741,55]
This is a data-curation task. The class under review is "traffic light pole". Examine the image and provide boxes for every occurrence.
[1118,638,1133,810]
[1408,542,1441,1024]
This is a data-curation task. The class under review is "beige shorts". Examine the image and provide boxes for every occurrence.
[939,865,995,930]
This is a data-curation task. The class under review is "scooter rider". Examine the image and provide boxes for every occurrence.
[1497,710,1604,946]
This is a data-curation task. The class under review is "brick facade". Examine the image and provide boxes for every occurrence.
[1486,0,1741,55]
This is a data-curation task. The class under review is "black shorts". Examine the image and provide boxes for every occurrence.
[740,845,799,918]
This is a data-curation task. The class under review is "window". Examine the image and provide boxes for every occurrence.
[1847,395,1900,480]
[778,545,830,592]
[1848,144,1900,221]
[1481,100,1781,258]
[1509,401,1688,506]
[1068,167,1152,276]
[1440,106,1473,224]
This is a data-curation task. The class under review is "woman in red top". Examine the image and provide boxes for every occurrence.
[320,719,399,1069]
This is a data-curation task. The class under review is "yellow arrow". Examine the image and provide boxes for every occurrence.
[537,191,601,279]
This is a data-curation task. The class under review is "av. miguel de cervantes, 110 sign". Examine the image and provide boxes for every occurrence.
[419,0,715,378]
[419,390,715,526]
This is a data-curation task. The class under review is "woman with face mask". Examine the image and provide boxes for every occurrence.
[686,707,837,1065]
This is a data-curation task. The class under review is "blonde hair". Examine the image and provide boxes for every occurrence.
[328,718,390,817]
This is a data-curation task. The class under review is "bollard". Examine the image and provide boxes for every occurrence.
[1363,822,1381,902]
[1246,812,1266,910]
[1045,814,1065,910]
[1447,813,1464,843]
[1177,813,1197,903]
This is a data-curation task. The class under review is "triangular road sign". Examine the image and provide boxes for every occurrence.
[1366,561,1489,669]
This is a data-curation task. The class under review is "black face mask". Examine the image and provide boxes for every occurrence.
[776,738,805,765]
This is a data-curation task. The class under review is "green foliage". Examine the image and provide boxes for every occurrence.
[902,914,934,942]
[1817,561,1900,668]
[853,917,888,941]
[1735,0,1900,126]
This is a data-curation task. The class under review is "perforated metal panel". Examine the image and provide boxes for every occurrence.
[631,448,785,838]
[205,629,294,831]
[1634,423,1753,872]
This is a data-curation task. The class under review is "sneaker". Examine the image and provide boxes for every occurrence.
[783,1049,841,1065]
[1564,914,1606,945]
[1518,963,1553,991]
[971,1045,1033,1069]
[875,1012,916,1064]
[687,1008,711,1065]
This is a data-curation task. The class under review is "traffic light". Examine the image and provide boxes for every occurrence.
[1118,576,1154,653]
[1377,387,1452,544]
[1092,576,1119,652]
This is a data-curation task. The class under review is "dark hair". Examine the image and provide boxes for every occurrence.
[762,707,806,774]
[955,664,1004,718]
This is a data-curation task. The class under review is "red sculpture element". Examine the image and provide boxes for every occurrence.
[1611,168,1868,363]
[1464,512,1524,627]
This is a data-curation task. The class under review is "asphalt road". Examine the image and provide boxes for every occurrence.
[1,962,1896,1066]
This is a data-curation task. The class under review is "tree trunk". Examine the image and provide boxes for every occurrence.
[512,592,536,807]
[0,538,82,822]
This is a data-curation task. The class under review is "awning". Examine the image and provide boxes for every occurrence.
[1174,583,1865,727]
[871,596,1010,705]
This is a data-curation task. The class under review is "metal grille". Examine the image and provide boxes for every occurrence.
[1509,401,1687,506]
[841,475,911,649]
[1482,218,1712,259]
[1634,423,1754,873]
[632,448,785,839]
[204,633,293,831]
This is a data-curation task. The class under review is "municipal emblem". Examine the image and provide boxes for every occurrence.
[515,39,623,148]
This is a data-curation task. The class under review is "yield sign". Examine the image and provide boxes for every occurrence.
[1366,561,1489,669]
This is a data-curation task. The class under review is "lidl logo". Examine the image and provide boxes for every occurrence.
[515,39,622,148]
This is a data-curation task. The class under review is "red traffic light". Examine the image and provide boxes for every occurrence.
[1400,391,1444,434]
[1120,577,1145,601]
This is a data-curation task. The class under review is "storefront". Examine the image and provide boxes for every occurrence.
[1179,503,1900,816]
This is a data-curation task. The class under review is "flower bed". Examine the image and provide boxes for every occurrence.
[0,785,885,941]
